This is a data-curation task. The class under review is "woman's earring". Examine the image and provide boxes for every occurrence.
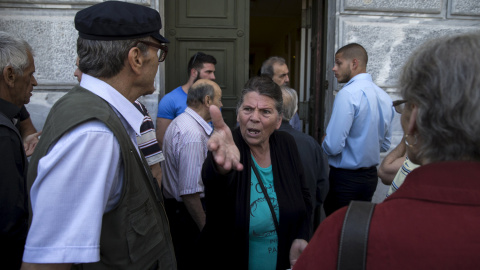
[405,134,417,147]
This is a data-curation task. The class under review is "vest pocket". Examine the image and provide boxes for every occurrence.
[126,197,164,262]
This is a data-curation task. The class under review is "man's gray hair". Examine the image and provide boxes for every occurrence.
[400,32,480,162]
[77,37,150,78]
[187,82,215,108]
[280,85,298,121]
[260,56,286,79]
[0,31,33,76]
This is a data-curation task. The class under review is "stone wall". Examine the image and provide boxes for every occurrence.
[0,0,165,130]
[325,0,480,201]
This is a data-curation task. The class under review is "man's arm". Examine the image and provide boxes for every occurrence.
[0,133,26,236]
[322,91,354,156]
[150,163,162,188]
[19,117,42,157]
[155,117,172,150]
[181,193,206,230]
[378,138,407,185]
[23,121,121,264]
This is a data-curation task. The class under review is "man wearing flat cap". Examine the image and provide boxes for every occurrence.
[22,1,176,269]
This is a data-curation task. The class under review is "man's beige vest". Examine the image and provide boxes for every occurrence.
[28,86,176,269]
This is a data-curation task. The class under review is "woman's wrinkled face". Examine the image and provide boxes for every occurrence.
[237,91,282,149]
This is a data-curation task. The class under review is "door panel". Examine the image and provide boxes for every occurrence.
[165,0,249,128]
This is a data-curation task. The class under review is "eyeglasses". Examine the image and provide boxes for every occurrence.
[135,40,168,62]
[393,100,408,114]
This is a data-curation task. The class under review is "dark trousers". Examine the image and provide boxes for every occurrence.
[324,166,378,216]
[164,198,203,270]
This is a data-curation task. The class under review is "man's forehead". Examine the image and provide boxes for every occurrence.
[200,63,215,70]
[273,63,288,73]
[335,52,347,61]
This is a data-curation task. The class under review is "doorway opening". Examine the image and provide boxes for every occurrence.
[249,0,303,90]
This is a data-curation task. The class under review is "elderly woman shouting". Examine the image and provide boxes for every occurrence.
[294,33,480,269]
[198,76,312,270]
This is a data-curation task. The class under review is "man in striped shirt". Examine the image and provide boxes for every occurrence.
[162,79,222,269]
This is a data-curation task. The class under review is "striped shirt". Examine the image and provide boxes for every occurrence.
[386,156,420,197]
[162,107,213,201]
[133,100,164,165]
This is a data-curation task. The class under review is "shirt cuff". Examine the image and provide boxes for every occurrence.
[23,245,100,264]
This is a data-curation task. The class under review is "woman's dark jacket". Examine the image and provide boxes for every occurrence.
[198,127,312,270]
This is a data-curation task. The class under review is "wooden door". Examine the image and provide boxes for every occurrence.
[164,0,249,128]
[310,0,327,141]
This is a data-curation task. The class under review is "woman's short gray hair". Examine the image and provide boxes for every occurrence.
[77,37,150,78]
[0,31,33,76]
[237,76,283,115]
[280,86,298,121]
[400,32,480,162]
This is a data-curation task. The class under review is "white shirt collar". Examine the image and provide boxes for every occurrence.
[79,74,143,135]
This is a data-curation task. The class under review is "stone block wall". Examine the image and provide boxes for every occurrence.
[325,0,480,201]
[327,0,480,145]
[0,0,165,130]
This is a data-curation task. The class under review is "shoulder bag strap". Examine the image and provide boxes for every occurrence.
[251,164,280,233]
[337,200,376,270]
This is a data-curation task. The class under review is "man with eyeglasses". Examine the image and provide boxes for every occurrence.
[378,99,419,197]
[22,2,175,269]
[322,43,394,216]
[156,52,217,149]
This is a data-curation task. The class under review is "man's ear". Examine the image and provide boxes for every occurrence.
[3,66,16,88]
[351,58,358,70]
[190,68,198,79]
[127,47,144,75]
[204,95,211,107]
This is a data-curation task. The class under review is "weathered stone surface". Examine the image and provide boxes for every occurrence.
[451,0,480,16]
[25,91,67,131]
[0,12,78,90]
[343,0,442,14]
[339,18,480,88]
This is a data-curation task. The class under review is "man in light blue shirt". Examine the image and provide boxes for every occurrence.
[322,43,394,216]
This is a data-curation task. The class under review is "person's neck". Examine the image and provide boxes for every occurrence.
[182,77,197,94]
[0,86,22,108]
[101,74,139,103]
[190,105,210,122]
[250,144,271,168]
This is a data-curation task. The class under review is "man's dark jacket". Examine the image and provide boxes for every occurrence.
[278,121,329,230]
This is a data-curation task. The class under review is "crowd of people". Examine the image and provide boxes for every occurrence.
[1,1,479,269]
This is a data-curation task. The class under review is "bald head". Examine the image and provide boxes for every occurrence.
[187,79,222,110]
[336,43,368,68]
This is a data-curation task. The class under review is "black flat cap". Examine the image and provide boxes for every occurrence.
[75,1,169,43]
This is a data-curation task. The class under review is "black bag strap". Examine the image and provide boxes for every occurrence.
[251,164,280,233]
[337,200,376,270]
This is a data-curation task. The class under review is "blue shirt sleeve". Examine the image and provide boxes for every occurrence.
[322,90,355,156]
[157,94,176,119]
